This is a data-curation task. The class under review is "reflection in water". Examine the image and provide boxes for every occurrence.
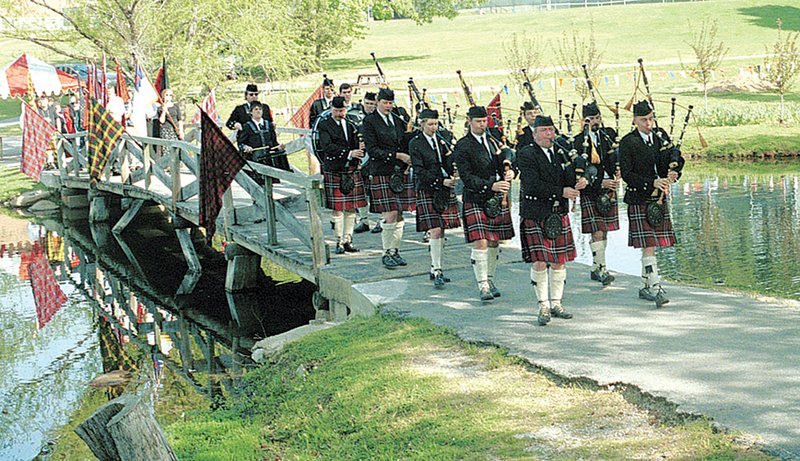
[0,211,316,460]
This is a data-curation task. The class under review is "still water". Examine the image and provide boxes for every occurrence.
[0,163,798,460]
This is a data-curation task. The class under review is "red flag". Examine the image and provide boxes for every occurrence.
[154,58,167,97]
[290,85,323,129]
[20,102,57,181]
[199,109,248,244]
[101,53,108,106]
[115,61,130,103]
[28,243,68,329]
[487,92,503,133]
[191,89,219,125]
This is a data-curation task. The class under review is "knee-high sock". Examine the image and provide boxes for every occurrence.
[357,206,369,223]
[487,246,500,281]
[333,214,344,242]
[343,211,356,242]
[531,266,549,306]
[549,268,567,305]
[392,220,404,251]
[642,255,660,288]
[381,221,396,251]
[590,240,605,271]
[471,248,489,286]
[429,237,443,272]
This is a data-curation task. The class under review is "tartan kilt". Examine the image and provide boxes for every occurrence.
[461,200,514,243]
[369,174,415,213]
[580,190,620,234]
[520,214,577,264]
[400,171,416,212]
[323,170,368,211]
[415,190,461,232]
[627,203,677,248]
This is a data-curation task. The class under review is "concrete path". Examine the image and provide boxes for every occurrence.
[0,135,21,168]
[354,248,800,459]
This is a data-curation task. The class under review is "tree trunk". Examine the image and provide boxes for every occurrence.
[780,93,785,123]
[703,82,709,111]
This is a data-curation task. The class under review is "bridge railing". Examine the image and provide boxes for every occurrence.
[53,125,328,271]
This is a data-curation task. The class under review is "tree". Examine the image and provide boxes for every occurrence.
[682,18,728,111]
[372,0,484,24]
[555,18,603,102]
[503,32,544,97]
[763,18,800,124]
[290,0,368,70]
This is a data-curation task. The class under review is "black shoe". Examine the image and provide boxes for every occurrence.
[391,250,407,266]
[334,244,345,255]
[354,222,370,234]
[488,280,501,298]
[330,221,335,230]
[343,242,360,253]
[537,304,551,326]
[433,270,445,288]
[638,287,656,301]
[382,252,398,269]
[654,286,669,308]
[479,285,494,302]
[590,269,602,281]
[371,222,383,234]
[429,272,451,283]
[550,303,573,319]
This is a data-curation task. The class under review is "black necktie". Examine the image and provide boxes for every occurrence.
[548,149,558,166]
[340,121,348,141]
[481,136,492,160]
[645,135,653,147]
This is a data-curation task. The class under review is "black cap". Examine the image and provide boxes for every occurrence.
[331,96,346,109]
[245,84,258,93]
[364,91,376,101]
[521,101,535,111]
[323,77,335,88]
[533,115,554,128]
[377,87,394,101]
[633,100,653,117]
[467,106,487,118]
[249,101,263,111]
[582,102,601,118]
[419,109,439,120]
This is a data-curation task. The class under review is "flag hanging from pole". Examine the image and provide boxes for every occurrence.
[190,89,219,125]
[20,102,57,181]
[101,52,108,106]
[87,99,125,185]
[115,61,130,103]
[199,108,247,244]
[289,84,323,129]
[486,92,503,133]
[154,57,167,96]
[130,59,159,137]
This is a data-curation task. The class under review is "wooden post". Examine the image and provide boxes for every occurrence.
[89,189,111,223]
[171,146,181,212]
[306,178,328,269]
[112,199,144,234]
[263,177,277,245]
[144,140,151,191]
[222,188,235,241]
[224,243,262,292]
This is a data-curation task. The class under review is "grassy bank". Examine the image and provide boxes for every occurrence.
[0,167,43,203]
[164,315,772,460]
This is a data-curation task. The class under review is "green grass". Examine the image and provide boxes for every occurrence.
[165,315,773,461]
[0,166,44,203]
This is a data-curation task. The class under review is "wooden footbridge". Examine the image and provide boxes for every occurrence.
[41,126,483,322]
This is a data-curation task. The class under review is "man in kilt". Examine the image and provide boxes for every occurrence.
[518,115,587,326]
[362,88,414,268]
[410,109,461,288]
[318,96,367,254]
[453,106,516,302]
[619,101,684,308]
[577,102,621,286]
[354,91,379,235]
[514,101,540,150]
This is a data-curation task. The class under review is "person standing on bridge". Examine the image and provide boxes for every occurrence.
[619,100,684,308]
[225,83,260,135]
[362,87,413,269]
[238,101,289,179]
[517,115,585,326]
[354,91,381,235]
[318,96,367,254]
[310,77,336,128]
[410,109,460,288]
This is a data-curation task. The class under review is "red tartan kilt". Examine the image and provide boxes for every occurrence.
[520,215,577,264]
[369,174,415,213]
[580,190,620,234]
[415,190,461,232]
[323,170,367,211]
[627,203,676,248]
[461,200,514,243]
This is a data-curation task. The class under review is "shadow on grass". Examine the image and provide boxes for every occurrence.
[323,54,429,72]
[738,5,800,31]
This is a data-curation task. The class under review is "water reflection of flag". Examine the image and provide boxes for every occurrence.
[28,246,68,329]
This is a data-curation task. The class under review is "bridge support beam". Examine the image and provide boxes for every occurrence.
[224,243,262,292]
[113,199,145,235]
[88,189,112,223]
[175,227,202,295]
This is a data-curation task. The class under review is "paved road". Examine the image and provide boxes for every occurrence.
[354,252,800,459]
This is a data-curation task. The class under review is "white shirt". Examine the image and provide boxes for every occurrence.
[471,132,491,157]
[639,130,653,146]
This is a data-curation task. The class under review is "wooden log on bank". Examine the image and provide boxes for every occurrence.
[75,393,178,461]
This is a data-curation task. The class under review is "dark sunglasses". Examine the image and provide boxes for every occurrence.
[247,92,258,96]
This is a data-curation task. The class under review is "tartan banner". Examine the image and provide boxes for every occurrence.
[88,99,125,185]
[28,242,68,329]
[200,108,248,243]
[290,84,323,129]
[20,102,56,181]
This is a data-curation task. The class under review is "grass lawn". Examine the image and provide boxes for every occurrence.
[0,166,44,203]
[165,315,773,460]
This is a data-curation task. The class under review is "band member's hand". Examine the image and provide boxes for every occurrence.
[443,178,456,188]
[233,122,242,131]
[654,178,670,193]
[242,145,253,153]
[492,180,510,193]
[278,143,286,150]
[503,170,515,181]
[563,187,580,199]
[667,170,679,181]
[395,152,411,164]
[575,177,588,190]
[350,149,364,159]
[601,178,618,189]
[359,142,365,150]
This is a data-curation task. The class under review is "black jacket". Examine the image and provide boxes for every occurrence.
[362,110,409,176]
[514,125,534,150]
[409,132,455,192]
[518,142,577,220]
[317,116,360,173]
[226,102,254,130]
[238,118,290,171]
[309,98,332,128]
[619,127,685,205]
[572,126,618,198]
[453,132,507,205]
